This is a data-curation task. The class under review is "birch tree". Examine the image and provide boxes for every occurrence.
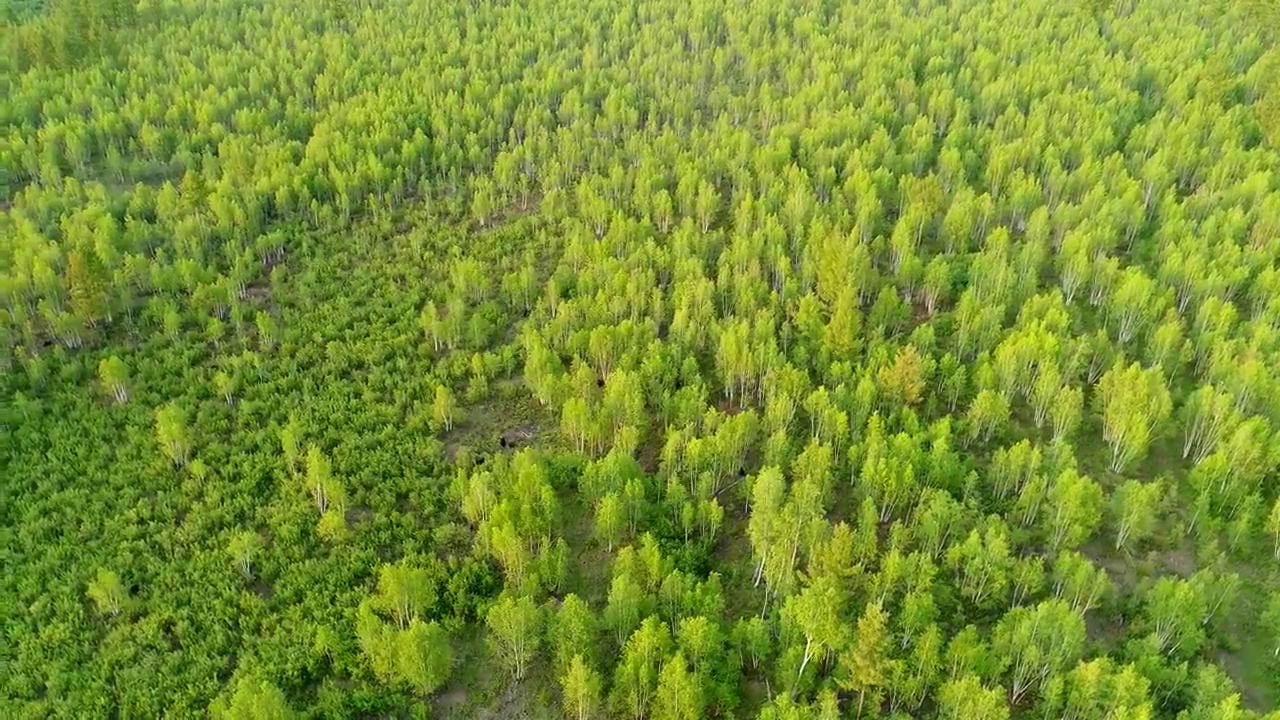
[1096,363,1172,472]
[487,593,542,681]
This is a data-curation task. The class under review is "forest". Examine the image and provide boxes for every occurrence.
[3,0,1280,717]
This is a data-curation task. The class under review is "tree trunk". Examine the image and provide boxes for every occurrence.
[795,639,813,690]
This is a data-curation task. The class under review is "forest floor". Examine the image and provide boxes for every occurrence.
[1072,431,1276,710]
[443,380,549,458]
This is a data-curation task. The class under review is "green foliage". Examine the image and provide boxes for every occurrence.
[357,601,453,697]
[373,562,437,631]
[561,654,603,720]
[227,530,263,579]
[652,652,703,720]
[395,619,454,696]
[552,594,599,674]
[5,0,1280,715]
[485,593,542,681]
[431,384,457,432]
[938,674,1010,720]
[209,675,293,720]
[4,0,137,70]
[1097,363,1174,473]
[836,601,890,718]
[154,402,190,468]
[97,355,129,403]
[85,568,128,618]
[1112,479,1165,551]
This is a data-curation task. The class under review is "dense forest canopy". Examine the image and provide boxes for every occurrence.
[3,0,1280,717]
